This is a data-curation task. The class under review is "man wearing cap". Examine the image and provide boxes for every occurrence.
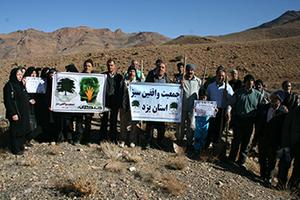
[255,92,288,187]
[176,64,202,151]
[228,74,263,167]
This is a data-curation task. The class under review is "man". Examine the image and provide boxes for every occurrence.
[144,61,171,148]
[100,59,123,142]
[279,80,298,112]
[80,59,95,144]
[145,59,163,82]
[124,60,145,81]
[175,64,202,150]
[255,79,270,105]
[173,62,184,83]
[206,67,234,148]
[256,92,288,187]
[228,69,242,93]
[277,105,300,190]
[228,74,263,167]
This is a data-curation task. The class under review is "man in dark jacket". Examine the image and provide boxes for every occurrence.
[144,61,170,148]
[100,59,123,142]
[279,80,298,112]
[256,92,288,187]
[277,105,300,190]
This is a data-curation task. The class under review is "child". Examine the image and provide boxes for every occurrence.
[192,88,213,156]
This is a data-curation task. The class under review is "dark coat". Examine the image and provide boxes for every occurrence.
[145,73,171,83]
[282,92,299,112]
[281,106,300,149]
[103,72,123,108]
[3,68,31,136]
[256,103,288,151]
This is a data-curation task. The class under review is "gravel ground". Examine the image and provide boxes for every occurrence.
[0,140,298,200]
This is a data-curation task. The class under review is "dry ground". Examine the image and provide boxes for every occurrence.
[0,140,298,200]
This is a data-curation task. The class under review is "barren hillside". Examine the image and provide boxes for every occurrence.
[0,27,169,59]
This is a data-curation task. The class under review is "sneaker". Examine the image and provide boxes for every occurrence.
[129,143,136,148]
[119,141,126,148]
[142,143,151,150]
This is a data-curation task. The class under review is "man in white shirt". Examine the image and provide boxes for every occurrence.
[206,67,234,148]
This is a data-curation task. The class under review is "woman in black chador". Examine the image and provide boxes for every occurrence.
[3,68,31,155]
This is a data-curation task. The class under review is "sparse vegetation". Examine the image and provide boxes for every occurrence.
[156,175,186,196]
[99,142,122,160]
[165,155,187,170]
[55,177,96,197]
[103,159,125,173]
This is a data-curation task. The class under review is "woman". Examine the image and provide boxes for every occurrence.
[3,68,32,155]
[120,65,141,147]
[23,66,40,143]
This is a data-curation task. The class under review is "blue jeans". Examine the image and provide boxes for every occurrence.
[194,116,210,153]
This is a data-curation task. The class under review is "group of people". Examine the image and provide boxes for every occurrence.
[3,58,299,191]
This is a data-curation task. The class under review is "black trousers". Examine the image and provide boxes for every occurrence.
[206,109,225,146]
[100,107,119,141]
[277,145,300,189]
[258,137,277,181]
[229,116,254,164]
[10,121,26,154]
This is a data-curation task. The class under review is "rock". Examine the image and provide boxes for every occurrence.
[128,167,136,172]
[216,181,224,187]
[248,192,255,198]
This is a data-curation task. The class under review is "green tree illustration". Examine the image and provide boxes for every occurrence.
[170,102,178,109]
[132,100,140,107]
[57,78,76,95]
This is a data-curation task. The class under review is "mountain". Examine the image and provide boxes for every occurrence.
[0,10,299,59]
[216,10,300,42]
[0,27,170,59]
[164,35,216,45]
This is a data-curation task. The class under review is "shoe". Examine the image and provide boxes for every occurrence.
[119,141,126,148]
[129,143,136,148]
[142,143,151,150]
[263,178,272,188]
[13,151,24,155]
[237,162,247,170]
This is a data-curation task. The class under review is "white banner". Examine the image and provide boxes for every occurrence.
[25,77,47,94]
[194,100,217,118]
[129,82,182,122]
[51,72,107,113]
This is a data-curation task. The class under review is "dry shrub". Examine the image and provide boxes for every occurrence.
[135,166,185,196]
[99,142,122,160]
[103,159,125,173]
[55,177,96,197]
[173,143,186,156]
[157,175,186,196]
[246,157,260,176]
[165,155,187,170]
[164,130,176,141]
[123,149,142,163]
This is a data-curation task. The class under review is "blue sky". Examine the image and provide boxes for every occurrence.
[1,0,299,38]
